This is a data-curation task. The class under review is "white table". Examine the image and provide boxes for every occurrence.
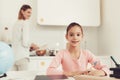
[0,71,74,80]
[1,71,120,80]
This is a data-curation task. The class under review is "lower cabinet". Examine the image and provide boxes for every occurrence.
[28,56,54,74]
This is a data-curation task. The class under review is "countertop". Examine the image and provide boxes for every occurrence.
[29,56,54,60]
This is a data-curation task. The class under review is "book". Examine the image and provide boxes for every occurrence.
[34,75,68,80]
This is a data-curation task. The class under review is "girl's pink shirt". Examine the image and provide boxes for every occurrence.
[47,49,110,76]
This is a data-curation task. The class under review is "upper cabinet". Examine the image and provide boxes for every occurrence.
[37,0,100,27]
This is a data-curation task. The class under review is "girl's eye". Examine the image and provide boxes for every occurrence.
[77,34,80,36]
[70,34,74,36]
[28,11,31,14]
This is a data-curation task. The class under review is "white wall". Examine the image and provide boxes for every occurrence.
[98,0,120,57]
[0,0,98,54]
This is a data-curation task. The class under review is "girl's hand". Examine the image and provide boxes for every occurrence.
[63,71,81,77]
[29,43,39,51]
[88,70,106,76]
[80,70,91,75]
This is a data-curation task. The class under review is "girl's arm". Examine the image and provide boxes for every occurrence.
[47,51,64,75]
[47,50,81,77]
[87,50,110,76]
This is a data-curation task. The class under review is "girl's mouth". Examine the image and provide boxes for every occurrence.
[72,41,79,44]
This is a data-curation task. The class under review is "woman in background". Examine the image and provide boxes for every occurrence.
[47,22,109,77]
[12,4,32,70]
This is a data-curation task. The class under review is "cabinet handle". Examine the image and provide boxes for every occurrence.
[40,18,44,22]
[40,61,45,66]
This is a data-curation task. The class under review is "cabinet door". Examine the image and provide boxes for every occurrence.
[38,59,52,72]
[29,57,54,74]
[37,0,100,27]
[29,60,38,71]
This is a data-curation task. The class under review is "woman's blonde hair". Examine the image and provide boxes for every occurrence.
[18,4,31,20]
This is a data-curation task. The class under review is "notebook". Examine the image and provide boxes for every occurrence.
[74,75,113,80]
[34,75,68,80]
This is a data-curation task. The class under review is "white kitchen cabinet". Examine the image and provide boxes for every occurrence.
[29,56,62,74]
[37,0,100,27]
[28,60,38,71]
[29,57,53,71]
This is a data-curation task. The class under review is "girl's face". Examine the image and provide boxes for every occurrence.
[66,26,83,47]
[22,9,32,20]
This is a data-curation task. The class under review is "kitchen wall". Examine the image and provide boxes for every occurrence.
[98,0,120,59]
[1,0,120,57]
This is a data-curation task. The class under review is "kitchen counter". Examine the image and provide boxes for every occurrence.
[29,56,54,59]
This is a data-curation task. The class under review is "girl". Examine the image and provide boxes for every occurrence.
[47,22,109,77]
[12,4,32,70]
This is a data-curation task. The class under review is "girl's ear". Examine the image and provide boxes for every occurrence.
[82,34,84,38]
[65,34,68,40]
[21,10,24,15]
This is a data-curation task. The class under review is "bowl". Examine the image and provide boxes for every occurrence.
[29,43,39,52]
[36,49,46,56]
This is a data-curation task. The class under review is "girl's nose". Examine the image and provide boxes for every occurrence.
[73,35,77,39]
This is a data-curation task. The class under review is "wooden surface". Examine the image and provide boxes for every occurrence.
[74,75,120,80]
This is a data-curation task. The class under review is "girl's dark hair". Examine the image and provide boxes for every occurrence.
[66,22,83,35]
[18,4,32,20]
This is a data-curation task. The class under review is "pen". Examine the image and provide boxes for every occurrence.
[93,61,98,67]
